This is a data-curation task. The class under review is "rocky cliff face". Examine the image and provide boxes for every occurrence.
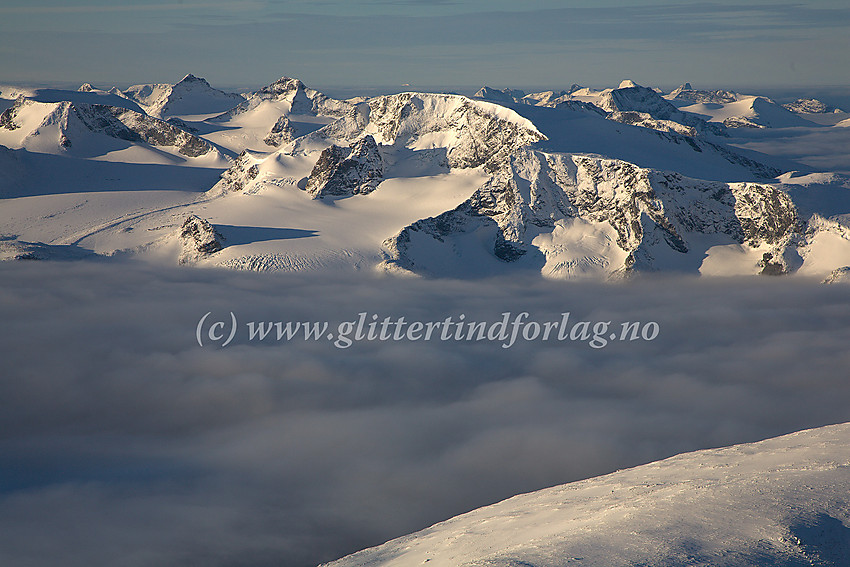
[108,105,216,157]
[304,135,383,198]
[669,84,739,104]
[382,150,802,278]
[823,266,850,284]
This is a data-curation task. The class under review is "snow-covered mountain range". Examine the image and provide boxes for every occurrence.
[321,422,850,567]
[2,75,850,280]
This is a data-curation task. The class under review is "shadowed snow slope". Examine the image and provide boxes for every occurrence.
[324,422,850,567]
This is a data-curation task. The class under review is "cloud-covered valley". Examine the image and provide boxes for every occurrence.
[2,261,849,567]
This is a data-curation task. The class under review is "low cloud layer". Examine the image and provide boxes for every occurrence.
[2,261,849,567]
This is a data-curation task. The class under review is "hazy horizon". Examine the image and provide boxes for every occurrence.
[1,1,848,90]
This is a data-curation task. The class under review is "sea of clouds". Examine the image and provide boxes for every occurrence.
[2,260,849,567]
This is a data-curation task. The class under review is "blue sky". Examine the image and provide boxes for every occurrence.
[1,0,848,91]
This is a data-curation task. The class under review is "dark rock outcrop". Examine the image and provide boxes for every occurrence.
[304,135,383,198]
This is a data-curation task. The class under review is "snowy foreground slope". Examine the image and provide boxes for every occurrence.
[2,76,850,279]
[323,422,850,567]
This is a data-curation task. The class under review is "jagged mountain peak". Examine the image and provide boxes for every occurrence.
[178,214,225,265]
[157,73,242,117]
[176,73,206,85]
[599,84,678,114]
[211,76,351,124]
[211,91,548,197]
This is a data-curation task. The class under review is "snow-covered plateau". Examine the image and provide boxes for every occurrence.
[2,76,850,280]
[324,422,850,567]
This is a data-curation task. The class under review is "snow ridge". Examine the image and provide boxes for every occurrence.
[322,422,850,567]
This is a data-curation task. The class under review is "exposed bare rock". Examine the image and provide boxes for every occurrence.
[304,135,383,198]
[823,266,850,284]
[178,215,224,265]
[211,150,261,194]
[264,115,296,147]
[783,98,840,114]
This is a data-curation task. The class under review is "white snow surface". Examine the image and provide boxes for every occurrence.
[323,422,850,567]
[3,77,850,279]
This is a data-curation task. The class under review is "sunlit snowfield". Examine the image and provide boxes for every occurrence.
[2,261,849,567]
